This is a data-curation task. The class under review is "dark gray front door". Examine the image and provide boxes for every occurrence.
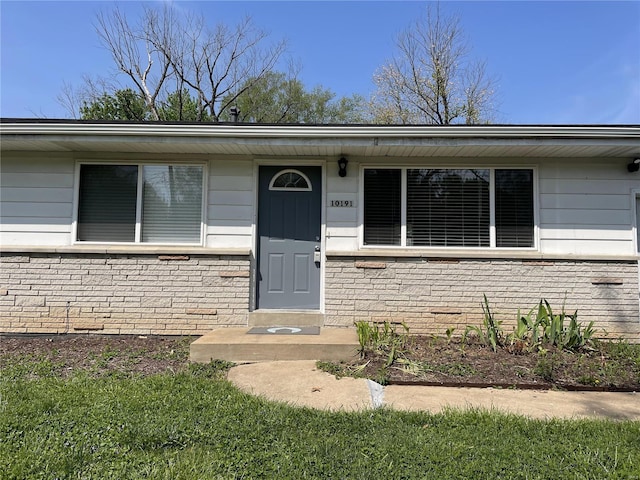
[257,166,321,309]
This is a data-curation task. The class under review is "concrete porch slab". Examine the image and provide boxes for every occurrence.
[189,327,360,363]
[248,310,325,327]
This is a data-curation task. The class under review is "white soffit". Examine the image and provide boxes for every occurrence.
[1,121,639,158]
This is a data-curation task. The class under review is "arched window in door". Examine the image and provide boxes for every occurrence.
[269,169,312,191]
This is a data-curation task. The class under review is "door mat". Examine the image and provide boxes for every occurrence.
[247,326,320,335]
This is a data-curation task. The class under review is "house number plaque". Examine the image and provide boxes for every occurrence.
[330,200,354,207]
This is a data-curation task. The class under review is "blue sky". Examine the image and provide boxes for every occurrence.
[1,0,639,124]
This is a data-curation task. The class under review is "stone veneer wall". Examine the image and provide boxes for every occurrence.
[0,253,251,335]
[325,257,640,341]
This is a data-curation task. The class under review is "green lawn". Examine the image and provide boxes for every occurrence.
[2,362,640,479]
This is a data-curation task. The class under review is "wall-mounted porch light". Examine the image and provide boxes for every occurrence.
[628,158,640,173]
[338,157,348,177]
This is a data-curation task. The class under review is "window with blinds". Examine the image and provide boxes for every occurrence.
[364,169,401,245]
[363,167,534,249]
[407,169,490,247]
[77,164,203,244]
[77,165,138,242]
[495,169,534,247]
[141,166,203,243]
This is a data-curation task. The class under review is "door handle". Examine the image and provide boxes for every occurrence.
[314,246,321,263]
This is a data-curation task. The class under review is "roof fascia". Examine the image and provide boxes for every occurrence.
[1,122,639,141]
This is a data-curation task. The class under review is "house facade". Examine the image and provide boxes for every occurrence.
[1,120,640,339]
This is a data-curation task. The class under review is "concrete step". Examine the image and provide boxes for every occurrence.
[248,310,325,327]
[190,327,360,363]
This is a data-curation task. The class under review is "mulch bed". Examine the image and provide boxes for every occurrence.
[0,334,193,377]
[349,336,640,392]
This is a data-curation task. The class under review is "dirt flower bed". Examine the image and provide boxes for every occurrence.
[324,335,640,392]
[2,333,639,391]
[0,334,194,378]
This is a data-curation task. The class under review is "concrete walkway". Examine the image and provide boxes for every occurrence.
[228,360,640,420]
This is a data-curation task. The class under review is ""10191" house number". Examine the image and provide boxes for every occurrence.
[330,200,354,207]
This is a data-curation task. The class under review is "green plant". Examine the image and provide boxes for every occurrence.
[354,320,409,365]
[354,320,375,353]
[316,360,370,379]
[187,359,234,379]
[396,358,477,378]
[445,327,456,344]
[532,300,596,352]
[534,351,560,382]
[465,295,504,352]
[478,298,598,355]
[512,308,532,342]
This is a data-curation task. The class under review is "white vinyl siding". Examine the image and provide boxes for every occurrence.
[1,152,638,258]
[538,159,639,256]
[0,155,74,245]
[206,160,254,249]
[325,158,359,251]
[321,157,638,257]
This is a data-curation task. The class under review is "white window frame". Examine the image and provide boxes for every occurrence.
[72,161,207,246]
[359,165,538,250]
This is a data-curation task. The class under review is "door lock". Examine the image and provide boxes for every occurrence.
[314,246,321,263]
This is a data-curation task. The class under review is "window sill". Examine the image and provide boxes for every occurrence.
[0,245,251,256]
[325,248,639,262]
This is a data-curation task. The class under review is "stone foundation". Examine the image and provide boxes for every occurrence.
[325,257,640,341]
[3,252,640,341]
[0,252,251,335]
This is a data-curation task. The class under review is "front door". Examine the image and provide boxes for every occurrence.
[257,166,321,309]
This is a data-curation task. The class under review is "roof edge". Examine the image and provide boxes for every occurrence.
[1,118,639,140]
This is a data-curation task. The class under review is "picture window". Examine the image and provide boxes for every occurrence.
[77,164,204,244]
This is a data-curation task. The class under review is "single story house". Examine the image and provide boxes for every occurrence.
[1,119,640,340]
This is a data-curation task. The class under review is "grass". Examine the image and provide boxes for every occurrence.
[2,357,640,478]
[396,358,478,377]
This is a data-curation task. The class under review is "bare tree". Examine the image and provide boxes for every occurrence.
[370,4,495,124]
[57,81,83,119]
[83,4,286,122]
[151,13,286,121]
[95,6,174,120]
[57,75,121,119]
